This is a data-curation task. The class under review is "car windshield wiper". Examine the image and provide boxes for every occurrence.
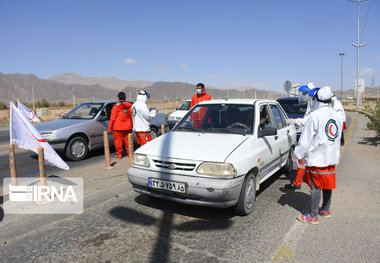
[208,128,247,136]
[175,126,201,132]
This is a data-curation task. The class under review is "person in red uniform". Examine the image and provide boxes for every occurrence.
[190,83,212,128]
[108,92,133,159]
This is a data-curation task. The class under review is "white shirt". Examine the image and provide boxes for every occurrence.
[132,94,157,132]
[294,104,343,167]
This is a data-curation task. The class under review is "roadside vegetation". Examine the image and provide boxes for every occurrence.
[367,102,380,137]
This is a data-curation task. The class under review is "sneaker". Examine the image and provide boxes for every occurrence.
[285,183,301,190]
[318,209,332,219]
[297,212,319,225]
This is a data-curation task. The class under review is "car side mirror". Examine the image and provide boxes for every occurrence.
[98,115,108,122]
[259,127,277,138]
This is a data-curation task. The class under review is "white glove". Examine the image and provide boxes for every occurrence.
[286,119,296,124]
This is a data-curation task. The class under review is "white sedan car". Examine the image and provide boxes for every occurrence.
[128,99,297,215]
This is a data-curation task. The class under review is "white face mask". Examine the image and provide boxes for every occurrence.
[196,88,202,94]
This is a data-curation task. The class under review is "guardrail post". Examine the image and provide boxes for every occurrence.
[38,147,49,202]
[103,131,113,169]
[161,124,165,135]
[128,133,134,168]
[9,143,18,186]
[38,147,47,186]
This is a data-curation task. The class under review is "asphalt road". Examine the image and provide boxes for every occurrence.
[1,113,379,262]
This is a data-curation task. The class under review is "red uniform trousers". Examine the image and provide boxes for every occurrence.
[113,130,132,156]
[136,132,152,146]
[304,165,336,190]
[293,159,305,187]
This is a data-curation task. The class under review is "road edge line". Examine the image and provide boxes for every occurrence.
[340,116,356,157]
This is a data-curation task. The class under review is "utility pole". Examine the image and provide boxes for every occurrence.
[32,85,35,111]
[339,53,345,100]
[129,88,131,100]
[254,89,257,99]
[351,0,368,108]
[72,86,75,107]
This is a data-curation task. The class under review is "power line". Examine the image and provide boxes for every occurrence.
[360,0,372,40]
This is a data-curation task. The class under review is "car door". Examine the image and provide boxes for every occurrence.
[269,103,293,165]
[91,102,115,148]
[256,103,281,178]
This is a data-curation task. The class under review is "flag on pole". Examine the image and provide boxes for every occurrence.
[17,99,41,123]
[10,101,69,170]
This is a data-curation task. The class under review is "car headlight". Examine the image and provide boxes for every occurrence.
[196,162,236,178]
[133,153,150,167]
[168,115,175,121]
[41,132,56,141]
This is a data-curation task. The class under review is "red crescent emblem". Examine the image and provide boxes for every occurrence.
[329,124,334,136]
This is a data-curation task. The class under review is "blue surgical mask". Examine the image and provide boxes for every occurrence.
[196,88,202,94]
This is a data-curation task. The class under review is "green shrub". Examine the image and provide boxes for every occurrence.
[367,102,380,137]
[36,98,50,108]
[0,102,7,110]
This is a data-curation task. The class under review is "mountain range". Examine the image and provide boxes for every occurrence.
[0,72,378,104]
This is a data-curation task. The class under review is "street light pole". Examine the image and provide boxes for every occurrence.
[351,0,368,108]
[339,53,345,100]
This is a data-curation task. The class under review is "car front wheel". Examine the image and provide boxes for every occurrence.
[282,149,294,174]
[150,127,158,139]
[234,173,256,216]
[65,136,89,161]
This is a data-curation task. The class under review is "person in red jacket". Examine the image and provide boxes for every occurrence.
[108,92,133,159]
[190,83,212,128]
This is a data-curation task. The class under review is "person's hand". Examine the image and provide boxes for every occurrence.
[154,107,159,112]
[286,119,295,124]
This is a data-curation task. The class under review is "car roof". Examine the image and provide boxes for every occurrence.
[82,100,117,104]
[198,98,277,105]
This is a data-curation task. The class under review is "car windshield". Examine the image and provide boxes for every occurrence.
[278,99,307,119]
[173,103,254,135]
[64,103,104,119]
[178,101,191,110]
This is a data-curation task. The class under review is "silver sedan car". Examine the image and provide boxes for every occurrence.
[35,101,167,161]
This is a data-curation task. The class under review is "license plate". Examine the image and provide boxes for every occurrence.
[148,178,186,193]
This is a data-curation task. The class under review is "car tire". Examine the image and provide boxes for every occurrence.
[150,127,158,139]
[282,149,294,174]
[65,136,89,161]
[234,173,256,216]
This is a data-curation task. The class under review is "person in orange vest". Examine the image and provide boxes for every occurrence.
[108,92,133,159]
[190,83,212,128]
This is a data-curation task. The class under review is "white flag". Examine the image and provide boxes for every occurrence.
[10,102,69,170]
[17,99,41,123]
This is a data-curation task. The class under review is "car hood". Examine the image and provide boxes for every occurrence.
[136,131,248,162]
[35,119,89,133]
[151,113,167,126]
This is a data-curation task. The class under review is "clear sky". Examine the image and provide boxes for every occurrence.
[0,0,379,92]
